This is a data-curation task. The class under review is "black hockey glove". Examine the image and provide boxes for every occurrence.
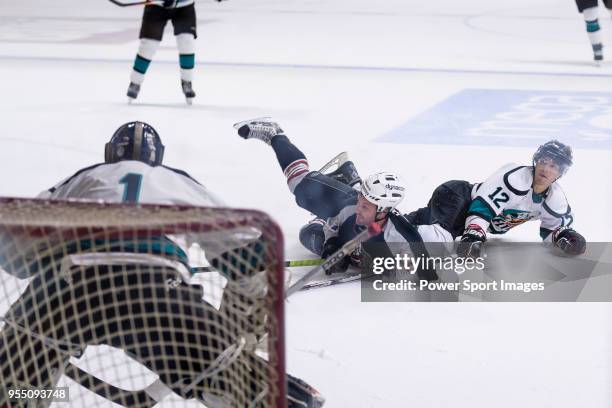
[321,237,350,275]
[456,224,486,258]
[552,226,586,256]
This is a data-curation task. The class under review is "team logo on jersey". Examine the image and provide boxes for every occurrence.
[490,209,537,233]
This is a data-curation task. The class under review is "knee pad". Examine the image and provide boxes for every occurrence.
[299,221,325,256]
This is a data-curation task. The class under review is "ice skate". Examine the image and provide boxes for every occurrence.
[126,82,140,103]
[233,118,284,145]
[593,43,603,66]
[181,80,196,105]
[326,160,362,187]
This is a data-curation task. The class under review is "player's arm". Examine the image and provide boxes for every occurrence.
[458,164,524,257]
[540,188,585,256]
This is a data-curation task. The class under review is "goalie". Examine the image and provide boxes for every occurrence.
[0,121,323,407]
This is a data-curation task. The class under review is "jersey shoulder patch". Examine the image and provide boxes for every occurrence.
[542,183,571,217]
[161,165,202,186]
[49,163,107,193]
[501,164,532,196]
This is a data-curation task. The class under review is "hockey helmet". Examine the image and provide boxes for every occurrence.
[360,172,405,213]
[105,121,165,166]
[533,140,572,175]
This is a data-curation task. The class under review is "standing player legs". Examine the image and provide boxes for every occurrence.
[172,4,197,103]
[128,6,167,101]
[575,0,604,63]
[176,33,196,102]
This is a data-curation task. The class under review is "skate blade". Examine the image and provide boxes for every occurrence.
[232,117,272,130]
[186,97,194,105]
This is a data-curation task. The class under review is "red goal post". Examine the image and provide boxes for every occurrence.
[0,197,285,407]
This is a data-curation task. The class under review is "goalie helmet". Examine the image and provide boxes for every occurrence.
[360,172,405,213]
[105,121,165,166]
[533,140,573,175]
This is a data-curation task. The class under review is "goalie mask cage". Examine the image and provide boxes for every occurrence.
[0,197,285,407]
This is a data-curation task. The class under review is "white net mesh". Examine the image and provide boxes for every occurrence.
[0,198,285,407]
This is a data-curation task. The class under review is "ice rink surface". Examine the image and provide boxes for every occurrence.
[1,0,612,406]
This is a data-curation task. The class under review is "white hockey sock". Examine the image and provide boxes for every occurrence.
[176,33,195,82]
[130,38,160,85]
[582,7,603,47]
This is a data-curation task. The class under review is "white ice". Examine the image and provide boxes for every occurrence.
[1,0,612,407]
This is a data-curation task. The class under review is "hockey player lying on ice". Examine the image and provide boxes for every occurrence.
[234,118,586,278]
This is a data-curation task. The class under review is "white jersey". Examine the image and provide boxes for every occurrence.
[466,163,573,241]
[39,160,224,207]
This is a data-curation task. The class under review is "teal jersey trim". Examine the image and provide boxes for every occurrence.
[73,236,189,267]
[468,198,495,221]
[532,192,543,203]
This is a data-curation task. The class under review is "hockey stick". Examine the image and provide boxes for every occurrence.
[285,223,382,298]
[300,271,374,291]
[191,258,323,273]
[107,0,163,7]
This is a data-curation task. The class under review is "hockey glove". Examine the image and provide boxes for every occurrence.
[552,226,586,256]
[457,224,486,258]
[321,237,350,274]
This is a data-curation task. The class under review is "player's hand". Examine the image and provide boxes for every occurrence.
[321,237,350,274]
[457,224,486,258]
[553,226,586,256]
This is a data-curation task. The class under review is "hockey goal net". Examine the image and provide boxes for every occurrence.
[0,197,285,407]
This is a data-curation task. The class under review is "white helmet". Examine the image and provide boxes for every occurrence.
[360,172,405,212]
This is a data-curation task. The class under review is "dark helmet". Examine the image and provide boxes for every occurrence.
[533,140,573,175]
[105,121,165,166]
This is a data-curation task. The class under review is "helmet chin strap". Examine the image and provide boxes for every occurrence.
[374,208,390,222]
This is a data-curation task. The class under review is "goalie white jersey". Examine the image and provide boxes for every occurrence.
[466,163,574,241]
[39,160,224,207]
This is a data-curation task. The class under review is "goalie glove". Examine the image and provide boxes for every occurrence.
[552,226,586,256]
[457,224,486,258]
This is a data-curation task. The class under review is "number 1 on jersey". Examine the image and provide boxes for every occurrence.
[119,173,143,203]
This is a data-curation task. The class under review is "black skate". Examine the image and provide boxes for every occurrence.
[593,43,603,66]
[127,82,140,103]
[181,80,196,104]
[326,160,361,187]
[287,373,325,408]
[233,117,284,145]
